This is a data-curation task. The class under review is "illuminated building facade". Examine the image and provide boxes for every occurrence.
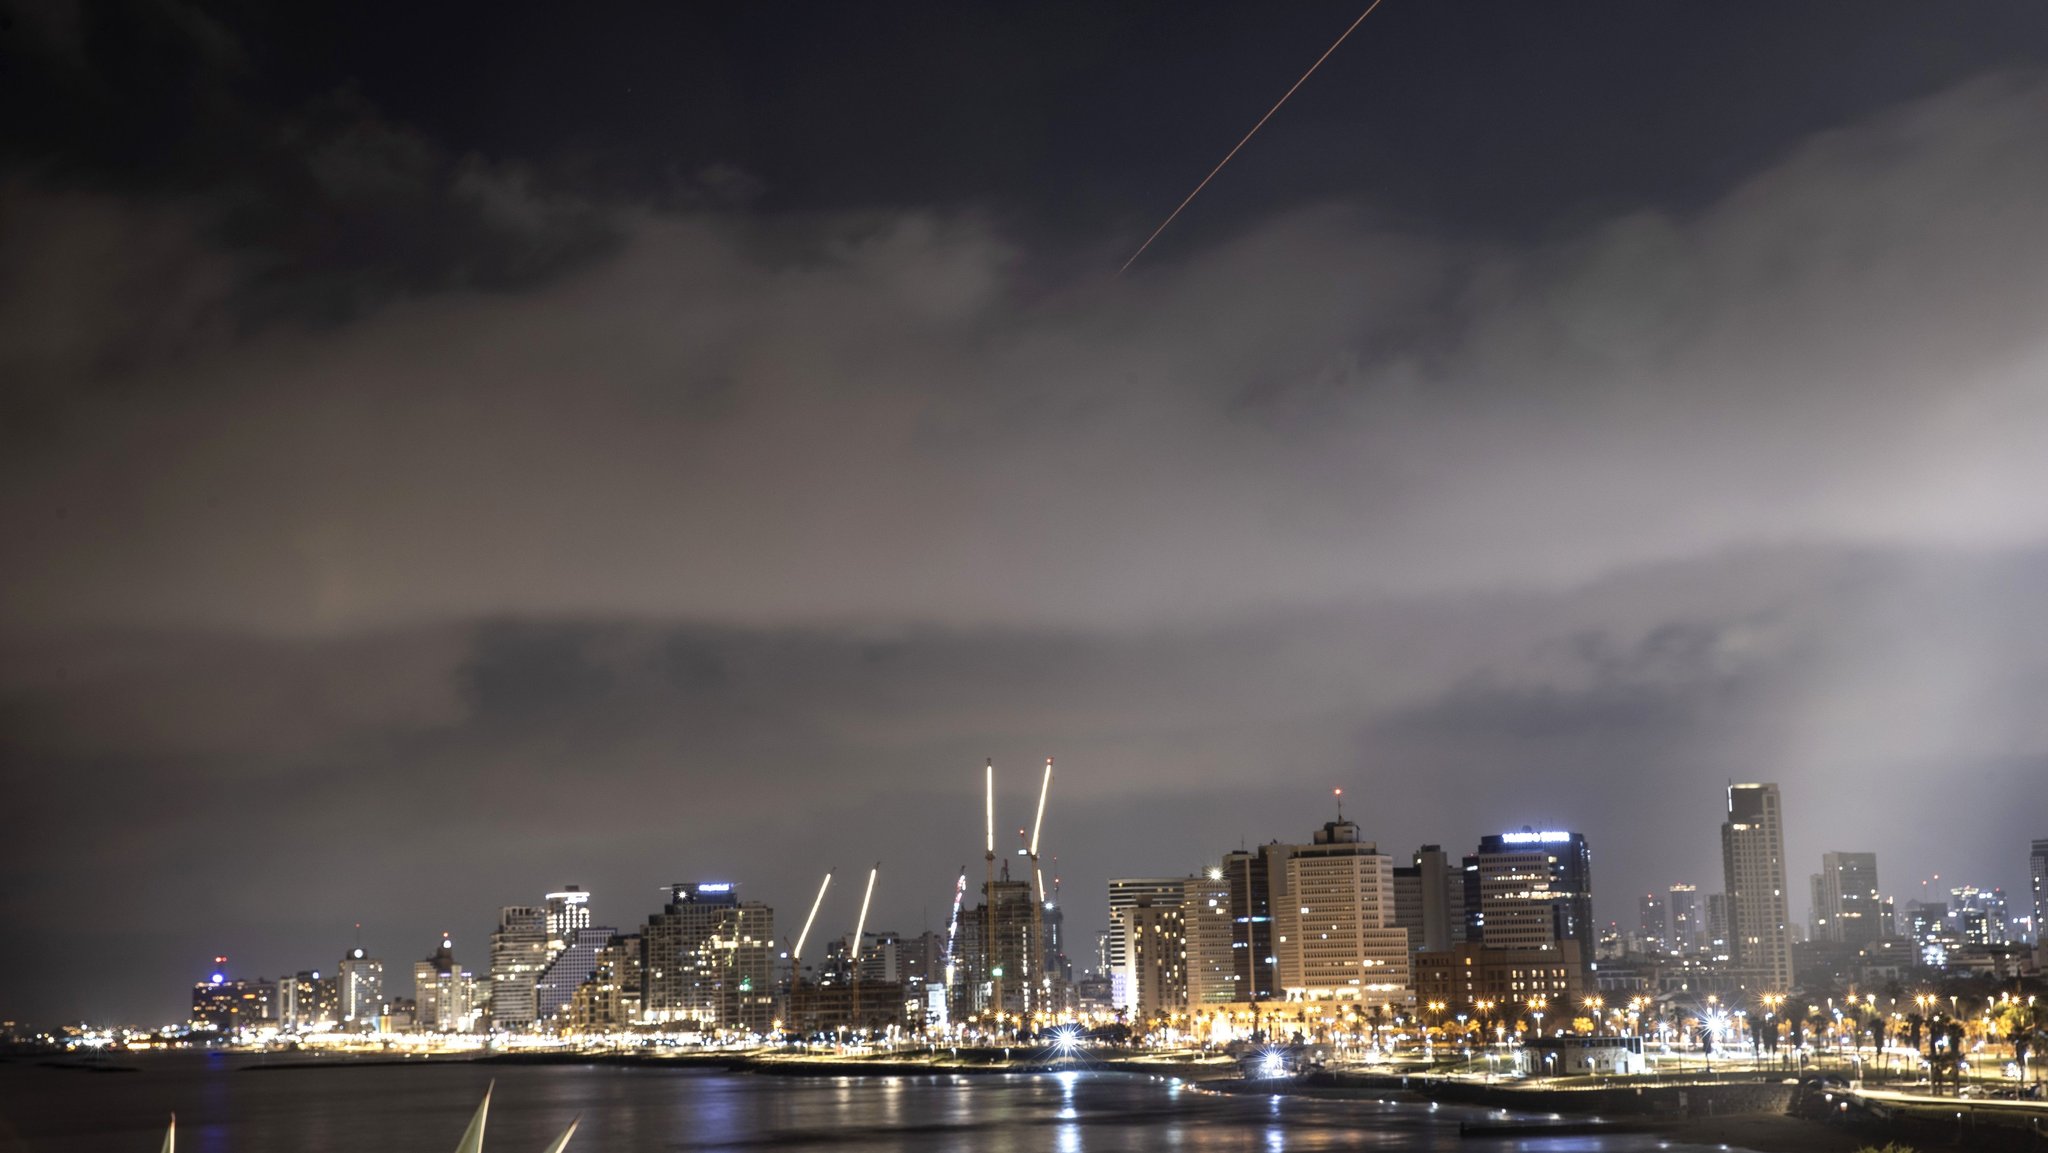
[567,932,643,1032]
[488,905,547,1030]
[1721,782,1794,991]
[278,970,338,1031]
[1106,877,1185,1011]
[642,882,776,1034]
[1809,851,1881,945]
[1412,939,1587,1018]
[1463,829,1594,955]
[535,926,615,1026]
[1272,820,1410,1009]
[1121,895,1186,1026]
[1183,871,1236,1007]
[544,886,591,956]
[337,947,384,1030]
[412,936,479,1032]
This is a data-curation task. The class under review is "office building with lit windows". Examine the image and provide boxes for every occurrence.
[1721,783,1794,991]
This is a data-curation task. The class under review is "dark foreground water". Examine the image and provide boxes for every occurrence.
[0,1056,1763,1153]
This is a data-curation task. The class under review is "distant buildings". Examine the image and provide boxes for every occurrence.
[1667,884,1702,953]
[1107,878,1186,1012]
[1809,851,1881,946]
[1637,892,1666,954]
[1720,783,1794,991]
[190,960,276,1033]
[277,970,337,1031]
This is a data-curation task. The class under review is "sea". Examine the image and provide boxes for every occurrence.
[0,1055,1768,1153]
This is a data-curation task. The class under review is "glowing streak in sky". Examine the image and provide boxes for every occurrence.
[1117,0,1389,277]
[793,870,833,963]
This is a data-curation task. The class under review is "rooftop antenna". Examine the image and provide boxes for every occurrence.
[1334,786,1344,823]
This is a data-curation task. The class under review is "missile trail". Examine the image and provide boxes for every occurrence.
[1116,0,1388,277]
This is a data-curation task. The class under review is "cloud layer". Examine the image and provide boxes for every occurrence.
[6,44,2048,1021]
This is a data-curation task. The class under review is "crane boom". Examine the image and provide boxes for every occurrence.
[851,864,879,962]
[793,870,833,965]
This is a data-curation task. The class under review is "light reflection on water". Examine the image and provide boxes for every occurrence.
[0,1055,1772,1153]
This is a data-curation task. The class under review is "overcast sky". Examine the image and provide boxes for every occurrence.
[4,1,2048,1025]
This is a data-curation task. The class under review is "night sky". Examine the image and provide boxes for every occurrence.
[6,2,2048,1025]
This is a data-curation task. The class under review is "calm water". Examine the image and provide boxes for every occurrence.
[0,1056,1759,1153]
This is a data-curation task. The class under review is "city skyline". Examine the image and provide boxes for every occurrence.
[150,796,2045,1030]
[7,2,2048,1027]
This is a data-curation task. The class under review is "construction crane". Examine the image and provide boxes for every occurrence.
[1028,757,1053,1017]
[984,759,999,1023]
[849,863,878,1041]
[940,868,967,989]
[790,870,834,992]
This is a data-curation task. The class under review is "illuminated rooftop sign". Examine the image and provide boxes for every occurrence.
[1500,830,1573,845]
[695,882,734,893]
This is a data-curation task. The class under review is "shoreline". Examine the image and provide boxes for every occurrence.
[187,1047,2048,1151]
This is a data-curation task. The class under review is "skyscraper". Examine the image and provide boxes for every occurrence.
[1463,829,1594,955]
[337,946,384,1030]
[642,882,776,1034]
[1392,845,1466,955]
[1121,896,1186,1027]
[535,925,617,1027]
[1667,884,1702,952]
[1810,852,1881,945]
[1721,783,1794,990]
[1182,870,1236,1008]
[545,887,592,955]
[2031,839,2048,945]
[413,936,478,1033]
[1106,877,1187,1011]
[1637,892,1667,953]
[1273,819,1410,1009]
[489,905,548,1030]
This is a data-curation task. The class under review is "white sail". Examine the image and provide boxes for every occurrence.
[160,1114,174,1153]
[452,1083,492,1153]
[538,1116,580,1153]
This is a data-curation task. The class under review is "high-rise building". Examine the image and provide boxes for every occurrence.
[413,936,479,1033]
[1463,829,1594,956]
[545,887,592,955]
[1705,892,1730,959]
[642,882,776,1034]
[1810,852,1881,945]
[1107,878,1186,1010]
[1721,783,1794,991]
[1183,870,1236,1008]
[953,872,1043,1020]
[337,947,385,1030]
[190,961,277,1034]
[1637,892,1667,953]
[1221,846,1280,1002]
[1668,884,1702,952]
[489,906,548,1030]
[2030,840,2048,945]
[567,932,643,1033]
[1393,845,1466,955]
[535,925,617,1027]
[1949,886,2009,946]
[278,970,338,1032]
[1273,820,1410,1009]
[1121,896,1186,1027]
